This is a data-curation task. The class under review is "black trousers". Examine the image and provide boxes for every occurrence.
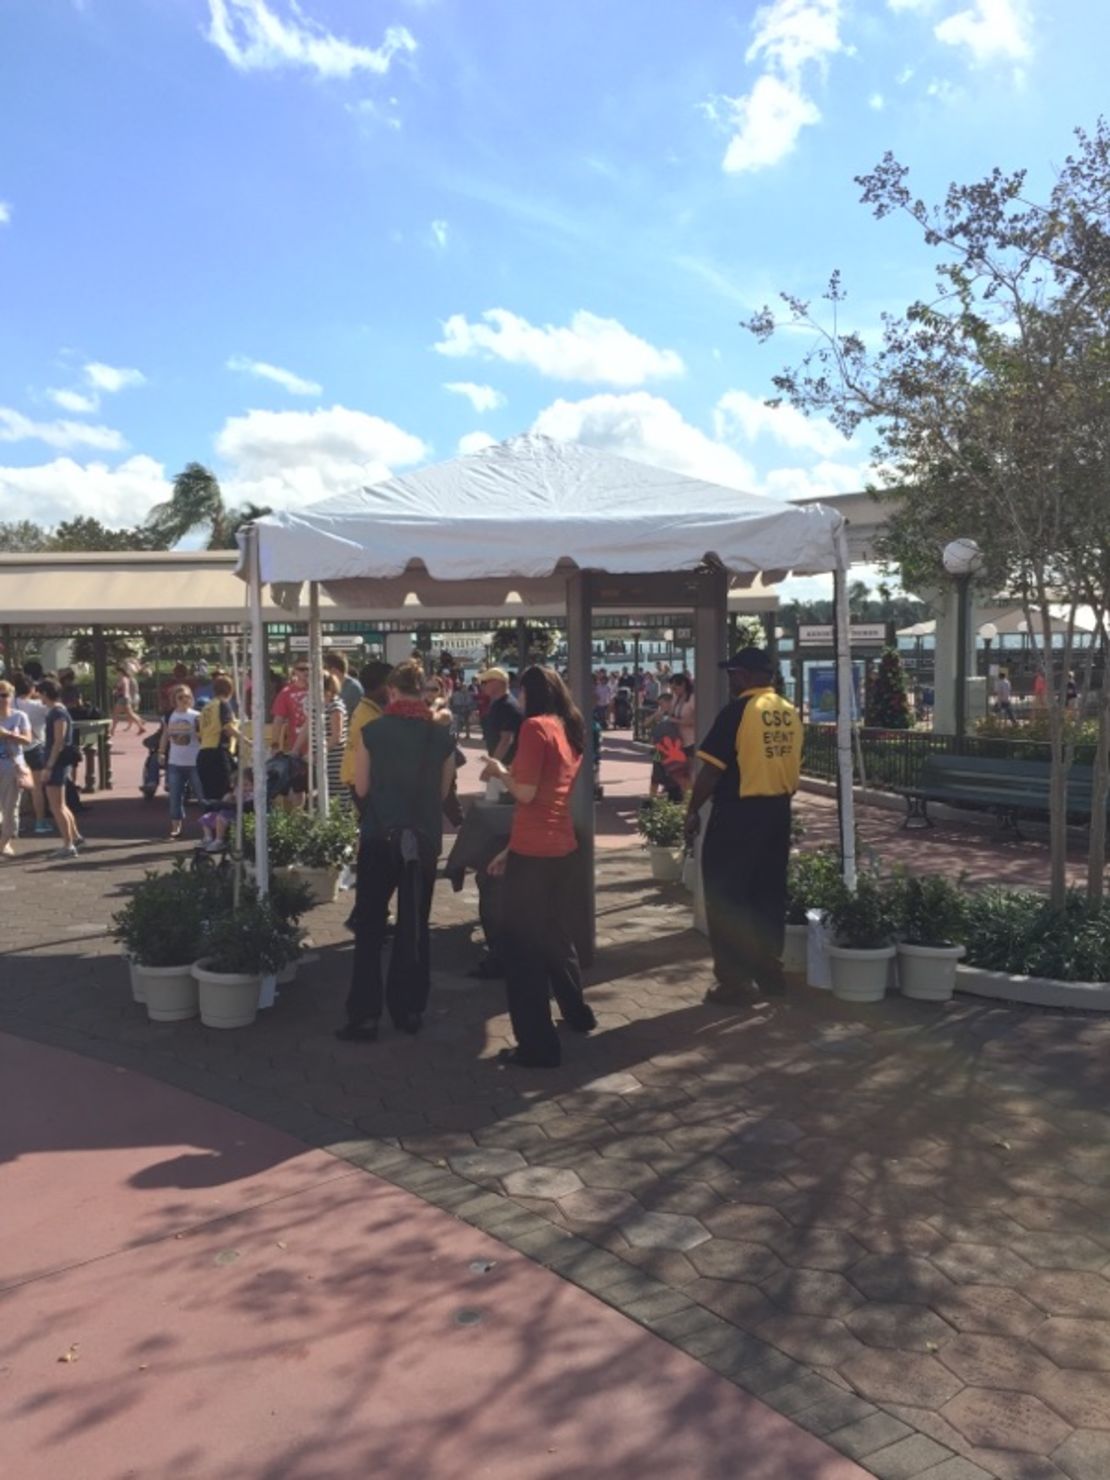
[346,833,436,1028]
[476,868,504,964]
[501,852,588,1065]
[701,796,791,994]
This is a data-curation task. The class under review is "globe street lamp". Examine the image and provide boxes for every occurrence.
[942,539,983,738]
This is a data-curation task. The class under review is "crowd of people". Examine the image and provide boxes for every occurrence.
[0,668,89,860]
[1,640,802,1073]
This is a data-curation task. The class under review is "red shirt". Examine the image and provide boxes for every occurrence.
[272,683,308,750]
[509,715,582,857]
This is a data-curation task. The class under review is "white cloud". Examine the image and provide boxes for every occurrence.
[227,354,322,396]
[0,454,170,528]
[0,407,125,452]
[869,92,885,109]
[215,404,427,510]
[531,393,756,490]
[444,382,506,413]
[714,389,849,457]
[435,309,685,386]
[711,0,846,174]
[47,388,99,415]
[84,361,145,394]
[458,431,498,456]
[0,202,10,226]
[762,459,870,501]
[206,1,416,80]
[934,0,1031,66]
[430,219,448,250]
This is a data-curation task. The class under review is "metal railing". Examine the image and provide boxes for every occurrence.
[801,724,1098,792]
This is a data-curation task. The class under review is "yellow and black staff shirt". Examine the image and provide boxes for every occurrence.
[695,686,802,804]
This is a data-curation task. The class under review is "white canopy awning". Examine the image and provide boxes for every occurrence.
[242,435,848,592]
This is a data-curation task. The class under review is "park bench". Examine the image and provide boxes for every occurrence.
[902,753,1102,837]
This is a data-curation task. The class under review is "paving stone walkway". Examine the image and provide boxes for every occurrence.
[3,813,1110,1479]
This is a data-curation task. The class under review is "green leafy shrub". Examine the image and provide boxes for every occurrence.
[892,872,968,948]
[827,872,897,950]
[636,797,686,848]
[785,849,844,924]
[244,806,356,869]
[266,870,314,924]
[111,863,208,968]
[964,889,1110,981]
[202,890,302,976]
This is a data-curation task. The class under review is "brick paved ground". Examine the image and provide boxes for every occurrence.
[3,760,1110,1479]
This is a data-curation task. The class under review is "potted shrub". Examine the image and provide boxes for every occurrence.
[827,873,897,1003]
[192,891,302,1029]
[785,849,843,977]
[246,809,356,906]
[893,872,967,1002]
[636,797,686,882]
[111,865,206,1021]
[267,870,314,983]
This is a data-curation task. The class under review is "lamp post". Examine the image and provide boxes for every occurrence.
[979,621,998,721]
[942,539,983,739]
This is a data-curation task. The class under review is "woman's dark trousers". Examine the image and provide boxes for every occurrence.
[501,852,588,1065]
[346,833,436,1028]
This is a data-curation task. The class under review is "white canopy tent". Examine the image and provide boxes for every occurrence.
[238,434,856,922]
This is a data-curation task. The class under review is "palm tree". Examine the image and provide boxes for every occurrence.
[146,463,226,547]
[146,464,270,549]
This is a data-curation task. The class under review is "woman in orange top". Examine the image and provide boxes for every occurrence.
[482,666,595,1067]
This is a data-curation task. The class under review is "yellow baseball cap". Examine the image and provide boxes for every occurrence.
[477,666,509,684]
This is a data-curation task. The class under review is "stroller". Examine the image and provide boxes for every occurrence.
[613,685,633,729]
[140,731,163,801]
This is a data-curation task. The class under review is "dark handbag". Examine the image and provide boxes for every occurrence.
[59,743,82,768]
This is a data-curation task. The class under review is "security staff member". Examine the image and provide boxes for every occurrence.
[683,647,801,1003]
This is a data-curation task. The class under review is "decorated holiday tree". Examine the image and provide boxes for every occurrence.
[866,647,912,730]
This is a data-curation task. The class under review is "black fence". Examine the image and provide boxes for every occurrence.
[801,724,1099,793]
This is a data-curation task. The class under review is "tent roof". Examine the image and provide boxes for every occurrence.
[0,550,779,628]
[245,435,847,591]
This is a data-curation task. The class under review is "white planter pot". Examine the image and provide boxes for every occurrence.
[648,845,685,883]
[783,923,808,976]
[134,961,198,1022]
[125,954,145,1004]
[898,942,965,1002]
[955,963,1110,1013]
[288,864,341,907]
[806,909,832,991]
[828,944,897,1003]
[193,959,262,1029]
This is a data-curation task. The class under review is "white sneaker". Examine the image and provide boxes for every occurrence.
[1,842,14,858]
[49,845,79,860]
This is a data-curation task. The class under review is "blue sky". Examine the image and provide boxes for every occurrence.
[0,0,1106,563]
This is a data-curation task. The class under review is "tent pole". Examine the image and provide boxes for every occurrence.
[566,571,595,965]
[308,582,328,818]
[833,563,857,890]
[247,525,269,897]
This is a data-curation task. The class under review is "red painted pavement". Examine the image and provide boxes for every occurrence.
[0,1035,868,1480]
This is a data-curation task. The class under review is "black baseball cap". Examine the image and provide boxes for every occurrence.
[719,646,774,674]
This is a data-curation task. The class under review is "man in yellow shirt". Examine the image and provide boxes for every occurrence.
[339,661,393,933]
[684,647,801,1003]
[340,661,392,795]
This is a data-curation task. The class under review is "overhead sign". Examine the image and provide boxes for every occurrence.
[288,635,365,651]
[798,623,886,647]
